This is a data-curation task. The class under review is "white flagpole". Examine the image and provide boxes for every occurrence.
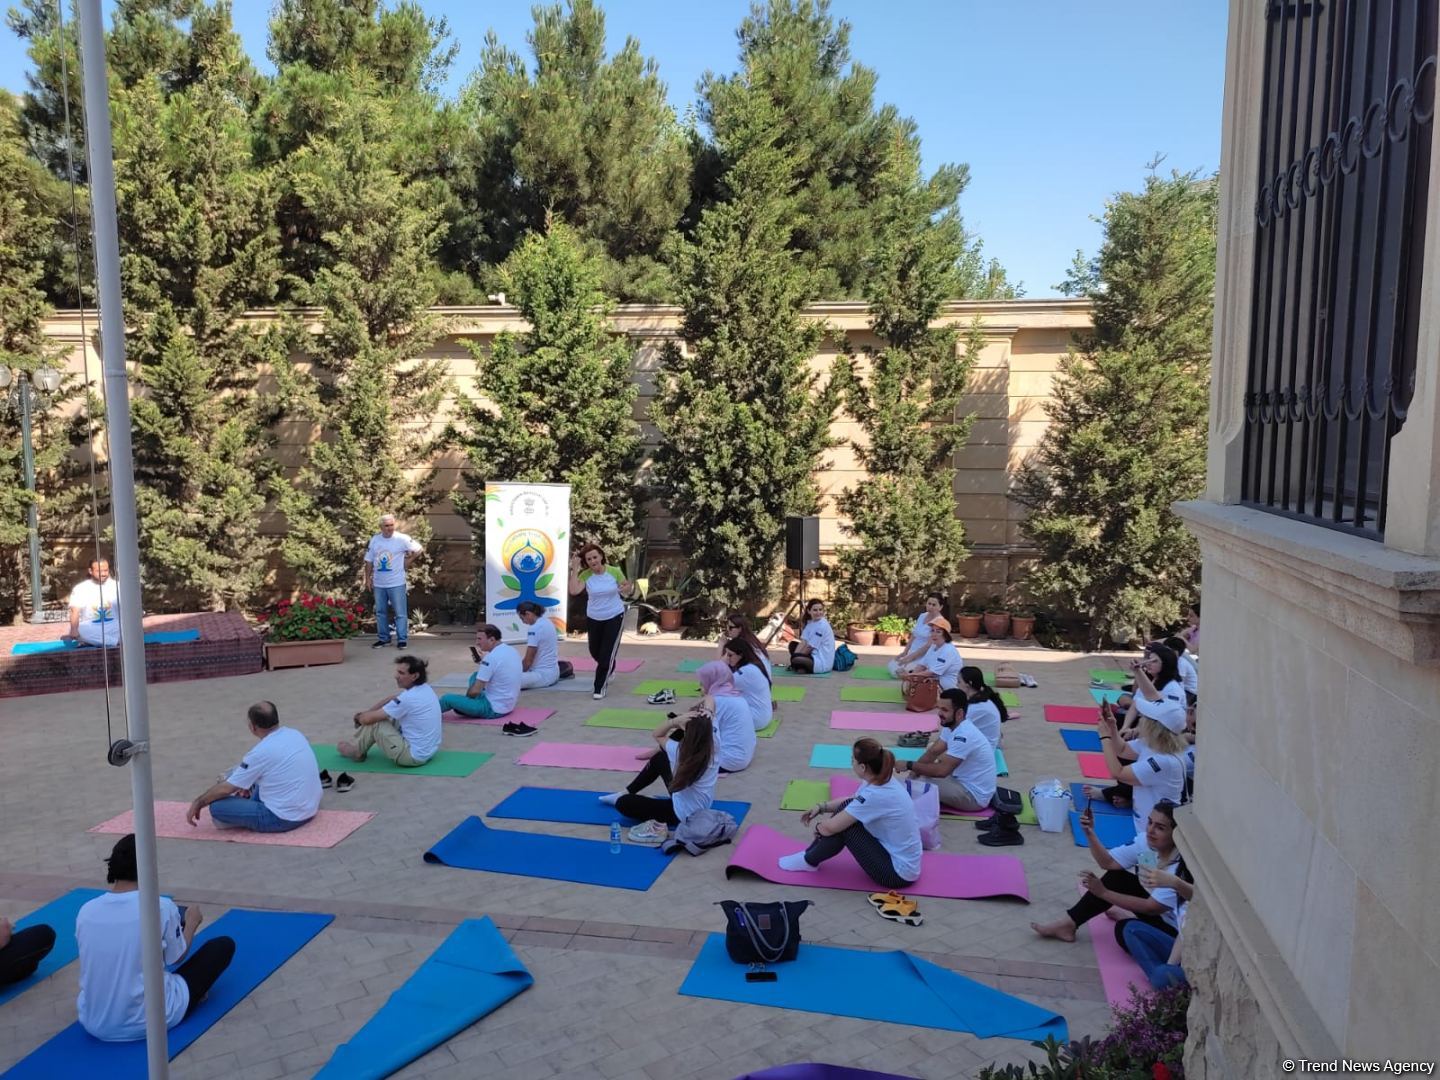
[76,2,170,1075]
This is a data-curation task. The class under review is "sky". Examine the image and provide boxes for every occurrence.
[0,1,1229,297]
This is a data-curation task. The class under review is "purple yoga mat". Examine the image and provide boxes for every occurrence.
[1079,883,1149,1005]
[566,656,644,673]
[516,742,650,770]
[733,1067,920,1080]
[828,776,993,820]
[829,710,935,733]
[724,824,1028,901]
[441,706,555,728]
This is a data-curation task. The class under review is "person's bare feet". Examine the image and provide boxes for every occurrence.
[336,739,363,762]
[1030,918,1078,942]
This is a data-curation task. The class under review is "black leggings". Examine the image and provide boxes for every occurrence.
[177,936,236,1016]
[1067,869,1178,937]
[787,639,814,673]
[0,924,56,985]
[804,822,912,890]
[614,748,680,825]
[588,613,625,694]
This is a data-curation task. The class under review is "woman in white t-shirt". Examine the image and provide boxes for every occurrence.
[887,592,947,677]
[722,636,774,731]
[1163,635,1199,703]
[958,666,1009,747]
[603,713,718,846]
[695,661,755,771]
[719,612,774,675]
[1088,706,1188,833]
[566,543,635,699]
[516,601,561,689]
[787,599,835,674]
[779,738,922,891]
[897,618,963,691]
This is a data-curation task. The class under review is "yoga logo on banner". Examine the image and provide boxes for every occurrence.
[484,482,572,642]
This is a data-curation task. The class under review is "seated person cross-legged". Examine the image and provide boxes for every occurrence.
[438,624,521,721]
[1089,697,1188,835]
[601,712,718,846]
[887,592,947,677]
[897,618,963,691]
[721,636,775,732]
[958,666,1008,748]
[695,661,756,773]
[894,689,997,812]
[185,701,321,833]
[0,915,56,988]
[516,602,561,690]
[786,600,835,675]
[338,655,442,767]
[64,559,121,648]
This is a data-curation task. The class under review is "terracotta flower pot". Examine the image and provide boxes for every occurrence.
[658,608,684,632]
[1011,614,1035,640]
[875,632,901,647]
[264,638,347,670]
[983,611,1011,638]
[956,613,983,638]
[848,624,876,646]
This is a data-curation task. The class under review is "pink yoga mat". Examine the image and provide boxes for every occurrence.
[91,801,374,848]
[1045,704,1100,725]
[829,710,936,733]
[566,656,644,673]
[516,742,650,770]
[828,775,993,819]
[1080,884,1150,1005]
[1077,752,1111,779]
[441,706,555,727]
[725,824,1028,901]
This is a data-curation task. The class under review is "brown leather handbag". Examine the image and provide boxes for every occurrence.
[901,675,939,713]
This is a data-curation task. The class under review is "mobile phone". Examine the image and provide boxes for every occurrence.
[469,646,482,664]
[744,970,778,983]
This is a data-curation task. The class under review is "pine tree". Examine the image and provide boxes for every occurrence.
[451,221,641,560]
[1016,168,1217,648]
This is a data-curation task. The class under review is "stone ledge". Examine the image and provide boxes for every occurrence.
[1174,500,1440,666]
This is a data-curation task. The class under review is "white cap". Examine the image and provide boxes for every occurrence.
[1134,691,1187,733]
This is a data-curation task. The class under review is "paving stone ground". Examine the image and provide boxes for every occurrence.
[0,630,1136,1079]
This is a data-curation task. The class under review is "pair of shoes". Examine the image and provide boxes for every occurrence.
[372,640,390,649]
[335,772,355,794]
[1019,673,1038,688]
[627,820,667,845]
[875,896,923,926]
[646,688,676,705]
[978,812,1022,847]
[897,730,930,748]
[502,722,538,737]
[867,891,904,909]
[319,769,334,789]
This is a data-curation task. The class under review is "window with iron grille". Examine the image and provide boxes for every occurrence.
[1242,0,1436,538]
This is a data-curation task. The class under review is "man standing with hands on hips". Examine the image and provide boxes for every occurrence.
[365,514,423,650]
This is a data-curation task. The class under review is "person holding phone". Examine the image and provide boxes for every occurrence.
[567,544,634,699]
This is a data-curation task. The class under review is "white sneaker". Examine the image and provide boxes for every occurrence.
[628,820,667,845]
[778,852,818,872]
[592,689,607,700]
[598,791,624,806]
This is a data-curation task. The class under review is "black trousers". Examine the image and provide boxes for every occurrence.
[1066,869,1177,937]
[587,613,625,694]
[804,822,912,890]
[176,936,236,1017]
[615,749,680,825]
[0,924,56,985]
[787,639,814,672]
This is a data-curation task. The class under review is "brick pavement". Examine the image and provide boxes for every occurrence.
[0,631,1134,1078]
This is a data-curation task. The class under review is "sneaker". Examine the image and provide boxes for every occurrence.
[897,731,930,749]
[501,722,517,734]
[592,689,607,700]
[335,772,355,794]
[978,827,1024,847]
[646,688,676,705]
[974,816,999,832]
[372,641,390,649]
[396,641,408,650]
[627,820,667,845]
[506,722,538,737]
[319,769,334,789]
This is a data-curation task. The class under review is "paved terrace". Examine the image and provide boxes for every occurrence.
[0,632,1133,1079]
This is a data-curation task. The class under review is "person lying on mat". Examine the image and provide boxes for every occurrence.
[778,737,921,889]
[1162,635,1199,705]
[338,655,442,767]
[601,713,718,845]
[720,611,773,675]
[696,661,756,771]
[958,666,1008,748]
[786,599,835,674]
[437,624,520,720]
[76,834,236,1041]
[63,559,120,648]
[1086,689,1188,830]
[516,602,560,689]
[893,689,996,812]
[1031,800,1192,945]
[0,915,55,987]
[185,701,321,833]
[722,635,775,731]
[896,618,963,691]
[887,592,947,677]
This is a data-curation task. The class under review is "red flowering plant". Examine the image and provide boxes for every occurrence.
[264,593,367,642]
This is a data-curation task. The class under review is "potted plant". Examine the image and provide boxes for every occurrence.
[955,599,983,639]
[634,561,699,633]
[431,590,454,626]
[1010,609,1036,641]
[847,616,876,646]
[262,592,365,670]
[874,614,909,647]
[982,594,1011,639]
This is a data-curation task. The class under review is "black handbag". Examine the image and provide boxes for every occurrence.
[717,900,811,965]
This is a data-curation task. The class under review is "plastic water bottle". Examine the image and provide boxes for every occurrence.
[610,821,622,853]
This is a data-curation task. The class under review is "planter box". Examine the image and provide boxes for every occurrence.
[876,632,902,647]
[264,638,348,670]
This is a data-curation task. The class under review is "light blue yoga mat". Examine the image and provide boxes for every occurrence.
[423,817,671,891]
[2,909,333,1079]
[1089,688,1125,705]
[680,934,1067,1042]
[809,744,923,768]
[1069,783,1131,816]
[1060,729,1103,752]
[314,917,532,1080]
[11,629,199,656]
[0,889,103,1007]
[1069,809,1137,848]
[995,747,1009,777]
[486,787,750,828]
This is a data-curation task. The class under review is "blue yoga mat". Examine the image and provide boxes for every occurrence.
[1089,688,1125,705]
[809,744,922,768]
[1069,809,1137,848]
[486,787,750,828]
[11,630,200,656]
[1061,729,1103,752]
[3,909,332,1079]
[0,889,104,1007]
[1068,783,1130,816]
[995,747,1008,777]
[680,934,1067,1043]
[315,917,532,1080]
[424,817,672,891]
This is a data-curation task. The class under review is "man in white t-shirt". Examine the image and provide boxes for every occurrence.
[895,689,997,811]
[338,655,442,766]
[65,559,121,647]
[185,702,322,833]
[76,834,235,1042]
[516,601,560,689]
[437,624,522,724]
[363,514,423,650]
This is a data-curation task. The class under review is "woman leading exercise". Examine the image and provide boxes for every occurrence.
[568,543,634,699]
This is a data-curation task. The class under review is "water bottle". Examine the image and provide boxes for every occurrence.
[610,821,622,853]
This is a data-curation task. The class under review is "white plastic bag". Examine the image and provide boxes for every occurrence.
[1029,777,1072,834]
[905,779,942,850]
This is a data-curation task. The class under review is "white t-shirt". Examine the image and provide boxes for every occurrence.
[665,735,719,822]
[732,664,772,731]
[967,697,1003,748]
[383,683,442,762]
[1109,841,1186,927]
[845,778,923,883]
[475,642,522,716]
[582,567,625,622]
[68,578,121,647]
[224,726,322,822]
[939,718,997,804]
[1177,655,1199,696]
[76,891,189,1040]
[1135,680,1188,733]
[908,613,933,651]
[365,532,421,589]
[711,696,756,771]
[523,618,560,683]
[801,618,835,674]
[1127,738,1187,833]
[915,642,962,690]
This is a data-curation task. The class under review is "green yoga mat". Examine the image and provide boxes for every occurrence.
[998,689,1020,708]
[674,659,823,678]
[839,685,905,704]
[585,709,661,731]
[781,779,830,810]
[676,659,705,673]
[756,714,782,738]
[311,745,492,777]
[848,665,894,680]
[1090,668,1130,684]
[632,679,806,703]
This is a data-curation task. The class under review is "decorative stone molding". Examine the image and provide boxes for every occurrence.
[1175,501,1440,666]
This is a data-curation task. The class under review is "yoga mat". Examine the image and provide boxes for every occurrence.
[809,744,923,768]
[781,779,831,810]
[829,710,933,733]
[839,685,904,704]
[995,747,1009,777]
[89,802,374,849]
[1045,704,1099,725]
[1077,752,1112,779]
[0,889,104,1007]
[567,656,644,673]
[585,708,667,730]
[1090,688,1125,705]
[998,689,1021,708]
[1060,728,1103,752]
[725,824,1029,901]
[1090,668,1130,684]
[486,787,750,827]
[11,629,200,655]
[432,671,475,689]
[680,934,1066,1043]
[774,665,829,678]
[441,706,555,727]
[2,909,333,1079]
[847,664,894,680]
[516,742,651,771]
[1068,783,1130,816]
[311,745,492,777]
[825,777,1037,825]
[631,679,805,703]
[314,917,532,1080]
[424,817,671,890]
[1069,810,1137,848]
[530,678,593,693]
[675,658,705,672]
[1081,885,1150,1006]
[735,1067,920,1080]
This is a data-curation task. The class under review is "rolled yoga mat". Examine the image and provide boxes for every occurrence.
[424,817,672,890]
[1068,809,1137,848]
[90,802,374,849]
[441,706,555,727]
[1060,728,1103,752]
[314,917,533,1080]
[680,934,1066,1042]
[0,889,103,1008]
[11,629,200,655]
[311,745,492,777]
[516,742,653,771]
[631,679,806,703]
[1045,704,1099,725]
[725,824,1029,901]
[2,909,334,1079]
[486,786,750,828]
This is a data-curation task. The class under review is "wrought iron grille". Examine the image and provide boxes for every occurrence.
[1242,0,1436,537]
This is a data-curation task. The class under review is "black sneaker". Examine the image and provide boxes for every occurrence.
[371,641,390,649]
[974,816,999,831]
[335,772,355,793]
[978,827,1023,847]
[319,769,334,789]
[396,641,408,650]
[505,722,538,737]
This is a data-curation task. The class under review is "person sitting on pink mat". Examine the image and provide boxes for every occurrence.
[185,701,320,833]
